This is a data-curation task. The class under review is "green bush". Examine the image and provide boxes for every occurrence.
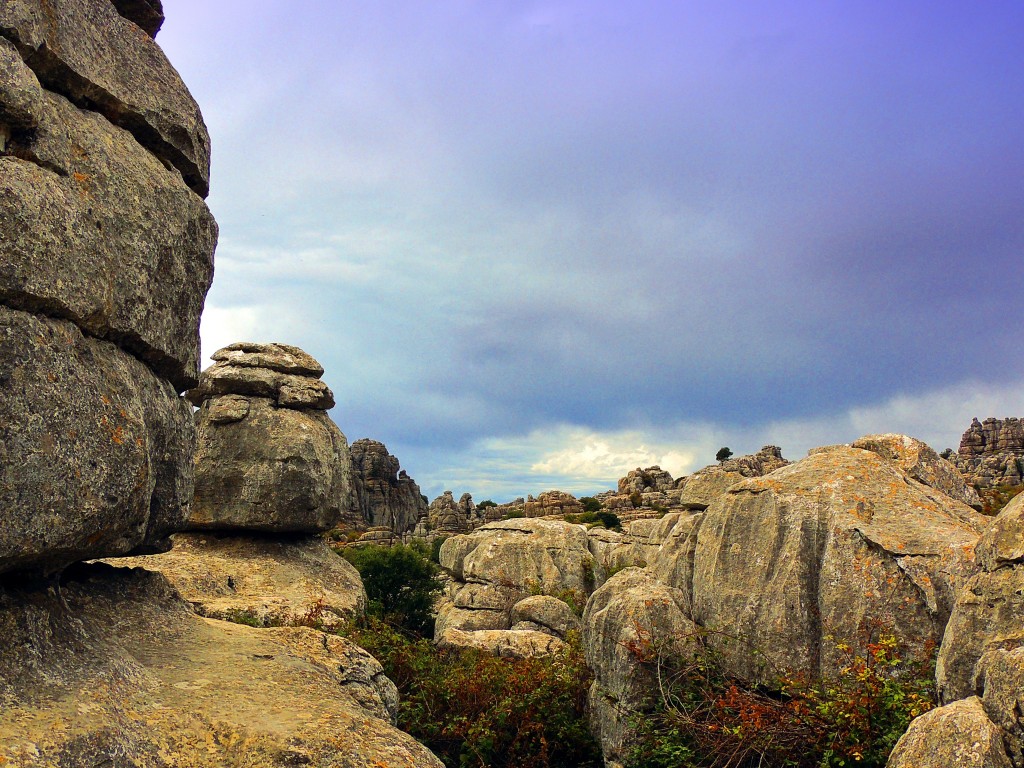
[340,543,443,636]
[477,499,498,510]
[564,510,622,531]
[345,617,601,768]
[579,496,603,513]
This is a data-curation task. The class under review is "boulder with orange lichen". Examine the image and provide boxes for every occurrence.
[689,445,986,686]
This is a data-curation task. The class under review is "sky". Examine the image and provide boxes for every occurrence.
[157,1,1024,502]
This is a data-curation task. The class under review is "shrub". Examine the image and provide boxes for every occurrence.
[564,510,622,532]
[345,617,601,768]
[477,499,498,510]
[340,543,443,636]
[716,447,733,463]
[625,624,936,768]
[580,496,603,513]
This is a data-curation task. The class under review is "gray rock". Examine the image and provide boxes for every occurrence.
[0,61,216,390]
[886,697,1011,768]
[190,396,352,533]
[691,445,984,686]
[110,0,164,37]
[187,362,334,409]
[852,433,983,510]
[510,594,581,638]
[211,341,325,377]
[0,0,210,195]
[436,628,566,659]
[0,306,194,575]
[582,568,698,766]
[350,438,428,534]
[937,494,1024,703]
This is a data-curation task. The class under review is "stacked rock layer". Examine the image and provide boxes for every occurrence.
[0,0,216,575]
[187,342,353,533]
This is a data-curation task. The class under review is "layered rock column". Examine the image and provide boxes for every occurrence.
[187,343,352,533]
[0,0,216,574]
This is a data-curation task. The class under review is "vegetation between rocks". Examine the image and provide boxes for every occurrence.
[625,623,936,768]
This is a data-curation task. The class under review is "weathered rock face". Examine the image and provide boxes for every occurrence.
[887,696,1012,768]
[677,445,790,511]
[617,465,676,495]
[435,519,596,652]
[0,16,215,391]
[0,309,194,574]
[0,3,214,573]
[957,417,1024,490]
[853,433,982,510]
[188,344,353,533]
[0,0,210,195]
[583,568,698,766]
[348,439,427,534]
[0,564,443,767]
[110,533,367,630]
[428,490,472,533]
[690,445,984,686]
[524,489,583,517]
[937,493,1024,703]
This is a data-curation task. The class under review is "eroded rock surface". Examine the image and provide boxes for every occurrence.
[0,564,442,767]
[690,445,984,686]
[350,438,427,535]
[110,533,366,629]
[188,345,353,533]
[956,417,1024,490]
[938,493,1024,703]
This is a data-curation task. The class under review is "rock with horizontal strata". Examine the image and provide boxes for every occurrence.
[0,0,210,195]
[350,439,428,535]
[0,36,216,391]
[188,346,352,533]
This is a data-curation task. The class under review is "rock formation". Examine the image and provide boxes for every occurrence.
[350,438,428,534]
[434,518,598,656]
[578,438,988,764]
[428,490,479,534]
[187,343,353,533]
[0,0,216,575]
[524,489,584,517]
[0,563,442,767]
[852,433,983,510]
[956,417,1024,490]
[0,6,440,764]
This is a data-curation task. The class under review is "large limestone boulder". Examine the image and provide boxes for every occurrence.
[0,0,210,195]
[0,21,215,391]
[691,445,984,686]
[582,568,698,766]
[436,628,566,659]
[678,466,746,509]
[435,518,596,647]
[886,697,1011,768]
[852,433,983,510]
[0,308,194,575]
[509,594,581,637]
[110,533,367,629]
[937,493,1024,703]
[0,563,443,767]
[188,344,353,533]
[350,438,428,535]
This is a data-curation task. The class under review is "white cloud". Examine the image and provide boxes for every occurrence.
[401,378,1024,503]
[199,305,263,364]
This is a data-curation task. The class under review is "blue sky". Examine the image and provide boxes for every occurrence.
[158,1,1024,501]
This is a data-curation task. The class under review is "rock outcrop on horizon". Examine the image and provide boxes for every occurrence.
[0,0,215,575]
[956,417,1024,490]
[350,438,428,535]
[187,343,353,533]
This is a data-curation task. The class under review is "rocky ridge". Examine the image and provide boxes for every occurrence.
[956,417,1024,490]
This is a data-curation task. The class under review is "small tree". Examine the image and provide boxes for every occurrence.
[716,447,733,463]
